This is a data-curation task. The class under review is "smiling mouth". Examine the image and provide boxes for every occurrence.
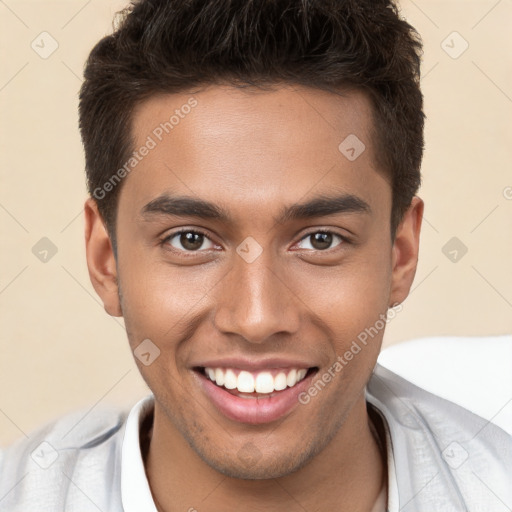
[194,366,319,398]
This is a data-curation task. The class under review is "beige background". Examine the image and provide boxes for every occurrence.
[1,0,511,447]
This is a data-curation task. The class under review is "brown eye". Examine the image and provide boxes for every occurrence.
[296,231,344,251]
[165,230,215,252]
[310,232,333,250]
[180,232,204,251]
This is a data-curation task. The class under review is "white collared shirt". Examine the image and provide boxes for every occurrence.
[121,395,158,512]
[1,363,510,511]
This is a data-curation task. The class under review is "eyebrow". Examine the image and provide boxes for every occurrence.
[140,192,371,224]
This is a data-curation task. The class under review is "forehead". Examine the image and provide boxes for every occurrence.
[123,84,390,222]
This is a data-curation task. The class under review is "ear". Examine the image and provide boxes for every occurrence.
[84,197,123,317]
[389,196,424,307]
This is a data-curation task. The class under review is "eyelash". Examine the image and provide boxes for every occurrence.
[160,228,351,255]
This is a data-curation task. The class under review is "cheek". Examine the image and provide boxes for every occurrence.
[298,253,391,339]
[118,249,218,333]
[297,261,391,413]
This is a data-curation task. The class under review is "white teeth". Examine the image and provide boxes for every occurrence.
[255,372,274,393]
[203,366,310,394]
[224,369,237,389]
[215,368,225,387]
[274,372,288,391]
[286,369,297,388]
[297,369,307,381]
[237,371,255,392]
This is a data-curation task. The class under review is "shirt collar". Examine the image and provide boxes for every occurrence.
[121,394,158,512]
[367,393,400,512]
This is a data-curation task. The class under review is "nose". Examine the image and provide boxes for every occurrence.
[213,248,301,343]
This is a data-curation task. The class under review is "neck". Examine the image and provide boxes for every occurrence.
[144,394,386,512]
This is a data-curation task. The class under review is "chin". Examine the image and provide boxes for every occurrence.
[192,438,321,481]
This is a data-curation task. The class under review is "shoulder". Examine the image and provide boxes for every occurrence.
[0,404,129,512]
[367,363,512,512]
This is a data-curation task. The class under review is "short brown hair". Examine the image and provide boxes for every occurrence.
[79,0,424,250]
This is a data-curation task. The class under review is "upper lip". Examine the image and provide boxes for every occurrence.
[192,357,318,371]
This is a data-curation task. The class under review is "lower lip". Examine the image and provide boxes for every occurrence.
[194,369,317,425]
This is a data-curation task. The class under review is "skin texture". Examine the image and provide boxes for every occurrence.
[84,84,423,511]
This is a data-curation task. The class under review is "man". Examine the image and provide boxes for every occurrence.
[0,0,510,511]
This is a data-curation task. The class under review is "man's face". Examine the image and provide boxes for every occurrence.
[88,85,418,479]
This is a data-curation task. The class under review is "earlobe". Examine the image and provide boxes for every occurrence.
[84,198,123,317]
[389,196,424,308]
